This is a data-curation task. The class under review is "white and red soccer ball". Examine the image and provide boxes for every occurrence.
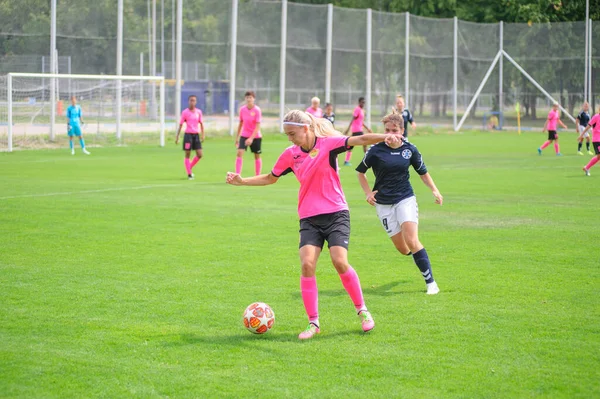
[243,302,275,334]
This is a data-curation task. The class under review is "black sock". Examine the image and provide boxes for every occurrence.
[587,142,591,151]
[578,142,583,151]
[405,252,412,256]
[412,248,434,284]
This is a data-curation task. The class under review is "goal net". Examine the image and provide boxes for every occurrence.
[0,73,165,152]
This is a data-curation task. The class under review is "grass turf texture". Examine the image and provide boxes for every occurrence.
[1,131,598,398]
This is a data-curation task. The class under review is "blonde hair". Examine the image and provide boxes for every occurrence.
[311,96,320,104]
[396,94,404,100]
[382,108,404,129]
[283,110,343,138]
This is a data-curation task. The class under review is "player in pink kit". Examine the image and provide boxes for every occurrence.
[580,107,600,176]
[344,97,372,166]
[226,109,403,340]
[538,102,567,156]
[175,95,204,180]
[305,97,323,118]
[235,91,263,176]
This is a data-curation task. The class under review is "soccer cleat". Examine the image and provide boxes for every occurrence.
[188,174,194,180]
[537,148,542,155]
[578,151,584,155]
[358,310,375,332]
[426,281,440,295]
[344,161,352,166]
[83,149,91,155]
[589,151,594,155]
[583,167,590,176]
[556,153,562,156]
[298,323,320,340]
[71,149,75,155]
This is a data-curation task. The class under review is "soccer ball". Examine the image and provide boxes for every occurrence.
[243,302,275,334]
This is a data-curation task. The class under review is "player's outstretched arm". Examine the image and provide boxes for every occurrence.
[348,133,401,147]
[559,119,568,129]
[226,172,278,186]
[357,172,377,206]
[419,173,443,205]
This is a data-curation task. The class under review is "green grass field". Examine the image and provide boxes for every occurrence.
[1,131,598,398]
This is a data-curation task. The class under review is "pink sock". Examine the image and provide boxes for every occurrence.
[345,151,352,163]
[255,158,262,176]
[585,157,599,170]
[235,157,243,174]
[184,158,191,175]
[540,141,551,150]
[190,156,200,169]
[339,267,365,311]
[300,276,319,322]
[554,142,560,154]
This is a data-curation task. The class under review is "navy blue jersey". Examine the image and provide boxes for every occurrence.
[401,108,414,131]
[577,111,590,127]
[323,112,335,126]
[355,140,428,205]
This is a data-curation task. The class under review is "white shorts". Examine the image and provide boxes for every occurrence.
[578,125,590,138]
[375,196,419,238]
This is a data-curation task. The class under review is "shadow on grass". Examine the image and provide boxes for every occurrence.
[300,280,424,298]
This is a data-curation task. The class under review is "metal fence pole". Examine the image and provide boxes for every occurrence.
[279,0,288,132]
[50,0,57,141]
[8,74,13,152]
[325,4,333,105]
[589,19,593,104]
[228,0,239,136]
[116,0,123,141]
[453,17,458,130]
[585,0,589,101]
[366,8,372,128]
[499,21,504,127]
[405,12,410,105]
[175,0,182,118]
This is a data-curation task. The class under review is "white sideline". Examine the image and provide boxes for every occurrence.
[0,182,214,200]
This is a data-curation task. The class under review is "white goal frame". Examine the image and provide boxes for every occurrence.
[6,72,165,152]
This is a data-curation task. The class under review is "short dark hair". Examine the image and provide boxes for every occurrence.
[325,103,332,108]
[244,91,255,98]
[188,95,197,100]
[358,97,365,103]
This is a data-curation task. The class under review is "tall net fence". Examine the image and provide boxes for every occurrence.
[1,0,598,148]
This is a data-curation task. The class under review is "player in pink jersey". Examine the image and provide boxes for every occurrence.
[343,97,372,166]
[235,91,263,176]
[538,102,567,156]
[175,95,204,180]
[580,107,600,176]
[305,97,323,118]
[226,109,403,340]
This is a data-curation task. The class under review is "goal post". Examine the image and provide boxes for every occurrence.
[4,72,165,152]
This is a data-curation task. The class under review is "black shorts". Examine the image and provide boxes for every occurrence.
[183,133,202,151]
[593,142,600,155]
[348,132,363,151]
[548,130,558,140]
[299,210,350,250]
[238,137,262,154]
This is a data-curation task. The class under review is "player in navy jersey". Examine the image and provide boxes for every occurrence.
[576,102,593,155]
[395,95,416,139]
[323,103,335,127]
[356,110,443,295]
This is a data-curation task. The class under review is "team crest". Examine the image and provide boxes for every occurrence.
[401,149,412,159]
[309,149,319,158]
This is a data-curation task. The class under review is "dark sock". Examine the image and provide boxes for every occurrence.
[412,248,434,284]
[578,142,583,151]
[587,142,591,151]
[405,252,412,256]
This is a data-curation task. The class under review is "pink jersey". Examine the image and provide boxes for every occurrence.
[305,107,323,118]
[239,105,262,138]
[271,136,351,219]
[547,109,559,131]
[588,114,600,141]
[179,107,203,134]
[351,106,365,133]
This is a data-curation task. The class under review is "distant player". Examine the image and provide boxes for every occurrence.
[356,109,442,295]
[323,103,335,127]
[175,95,204,180]
[305,97,323,118]
[235,91,262,176]
[343,97,372,166]
[538,102,567,156]
[576,102,593,155]
[66,96,90,155]
[394,95,416,138]
[581,106,600,176]
[226,109,403,340]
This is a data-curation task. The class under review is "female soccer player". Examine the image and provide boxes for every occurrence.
[305,97,323,118]
[576,102,593,155]
[538,102,567,156]
[226,110,402,340]
[323,103,335,127]
[66,96,90,155]
[343,97,372,166]
[395,95,416,139]
[175,95,204,180]
[581,107,600,176]
[356,110,443,295]
[235,91,262,176]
